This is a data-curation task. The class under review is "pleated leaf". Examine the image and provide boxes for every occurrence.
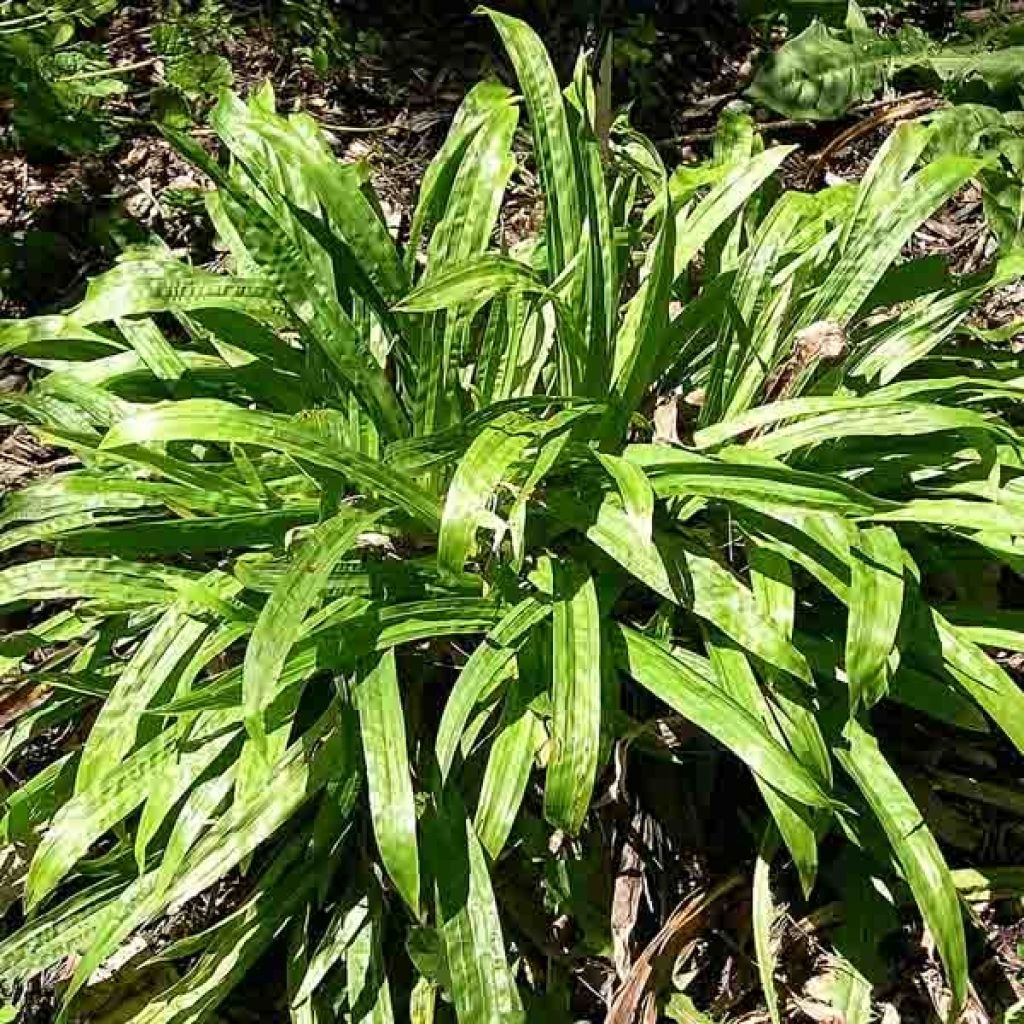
[480,7,581,278]
[356,650,421,915]
[544,562,602,835]
[615,626,830,808]
[101,400,441,529]
[437,597,551,778]
[244,508,383,743]
[836,719,967,1018]
[397,256,546,313]
[846,526,904,713]
[426,789,523,1024]
[753,827,782,1024]
[474,644,546,859]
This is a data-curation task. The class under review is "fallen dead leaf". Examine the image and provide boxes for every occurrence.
[608,875,743,1024]
[612,809,648,981]
[653,393,681,445]
[790,994,842,1024]
[764,321,848,404]
[0,683,51,731]
[793,321,847,363]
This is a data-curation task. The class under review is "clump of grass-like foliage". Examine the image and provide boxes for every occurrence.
[1,7,1024,1022]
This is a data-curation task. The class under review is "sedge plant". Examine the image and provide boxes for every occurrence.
[1,8,1024,1022]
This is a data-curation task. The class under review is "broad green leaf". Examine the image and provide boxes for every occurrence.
[749,18,1024,121]
[595,452,655,543]
[624,444,886,515]
[164,709,357,911]
[292,895,368,1007]
[699,399,1013,456]
[26,728,183,909]
[397,256,547,312]
[888,665,988,733]
[805,149,983,327]
[244,507,382,743]
[836,718,967,1018]
[612,175,675,420]
[671,146,794,282]
[664,993,717,1024]
[545,488,678,602]
[845,526,904,713]
[75,592,226,791]
[219,187,409,439]
[0,473,169,530]
[938,607,1024,652]
[211,93,408,302]
[544,562,602,835]
[406,80,518,278]
[130,837,318,1024]
[437,597,551,779]
[426,789,523,1024]
[437,413,536,579]
[737,505,855,601]
[60,769,237,1017]
[57,507,319,558]
[0,315,117,358]
[348,896,395,1024]
[0,557,195,610]
[753,827,781,1024]
[952,866,1024,903]
[706,631,822,895]
[0,880,126,985]
[681,546,814,686]
[474,644,545,859]
[376,598,501,649]
[481,7,581,278]
[71,256,284,325]
[930,609,1024,755]
[548,491,813,685]
[0,749,75,843]
[615,626,830,808]
[438,408,595,578]
[749,543,795,639]
[566,53,617,396]
[356,650,421,914]
[414,96,518,435]
[115,315,187,382]
[101,400,441,529]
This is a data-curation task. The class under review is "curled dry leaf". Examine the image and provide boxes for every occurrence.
[764,321,848,403]
[792,994,844,1024]
[608,875,744,1024]
[793,321,848,363]
[611,807,651,982]
[653,393,682,445]
[0,683,51,731]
